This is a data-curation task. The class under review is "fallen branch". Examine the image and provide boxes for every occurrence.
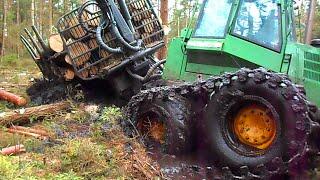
[0,83,29,88]
[1,145,26,156]
[0,101,70,126]
[0,90,27,106]
[133,164,154,180]
[7,129,48,140]
[10,126,50,137]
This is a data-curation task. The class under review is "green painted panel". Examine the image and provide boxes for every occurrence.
[304,80,320,106]
[186,38,224,51]
[185,63,238,76]
[163,38,186,80]
[223,35,284,72]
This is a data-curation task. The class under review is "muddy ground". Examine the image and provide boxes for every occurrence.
[1,58,320,179]
[0,58,165,179]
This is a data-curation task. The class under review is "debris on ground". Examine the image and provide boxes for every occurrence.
[0,89,27,106]
[0,63,164,178]
[7,126,50,140]
[0,101,71,126]
[1,145,26,156]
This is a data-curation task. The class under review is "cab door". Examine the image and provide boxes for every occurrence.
[223,0,285,72]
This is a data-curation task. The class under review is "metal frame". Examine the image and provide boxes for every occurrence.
[56,0,164,81]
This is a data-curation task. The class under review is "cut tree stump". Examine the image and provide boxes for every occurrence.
[49,34,64,53]
[0,90,27,106]
[0,101,70,126]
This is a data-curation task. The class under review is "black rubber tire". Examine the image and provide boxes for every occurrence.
[204,69,312,177]
[135,94,192,155]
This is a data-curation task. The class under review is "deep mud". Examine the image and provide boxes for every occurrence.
[27,79,128,106]
[145,141,218,179]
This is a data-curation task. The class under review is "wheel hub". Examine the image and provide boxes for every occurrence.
[233,105,276,150]
[137,112,165,144]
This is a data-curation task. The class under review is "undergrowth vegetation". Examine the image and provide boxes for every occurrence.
[0,58,160,178]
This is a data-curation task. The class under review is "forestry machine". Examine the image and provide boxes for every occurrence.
[21,0,320,178]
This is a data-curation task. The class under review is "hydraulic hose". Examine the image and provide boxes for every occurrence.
[110,22,142,52]
[127,59,166,83]
[95,0,141,52]
[96,21,123,53]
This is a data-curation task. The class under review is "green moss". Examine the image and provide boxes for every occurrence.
[47,171,84,180]
[99,106,123,125]
[0,156,33,179]
[0,154,84,179]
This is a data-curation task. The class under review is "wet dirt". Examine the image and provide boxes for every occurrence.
[26,79,128,107]
[27,79,215,178]
[142,140,222,179]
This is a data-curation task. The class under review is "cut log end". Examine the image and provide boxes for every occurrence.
[49,34,64,53]
[65,55,73,65]
[64,68,75,81]
[1,145,26,156]
[0,90,27,106]
[68,42,91,67]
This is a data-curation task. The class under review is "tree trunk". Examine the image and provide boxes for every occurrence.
[64,0,69,14]
[0,89,27,106]
[305,0,316,44]
[31,0,35,26]
[1,0,7,61]
[158,0,168,60]
[49,0,53,34]
[16,0,20,58]
[0,101,71,126]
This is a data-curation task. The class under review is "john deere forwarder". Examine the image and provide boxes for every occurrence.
[21,0,320,178]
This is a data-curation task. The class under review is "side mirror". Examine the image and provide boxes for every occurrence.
[311,39,320,48]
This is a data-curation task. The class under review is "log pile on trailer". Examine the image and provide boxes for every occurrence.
[21,0,164,84]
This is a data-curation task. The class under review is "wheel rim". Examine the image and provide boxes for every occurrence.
[137,111,165,144]
[233,105,277,150]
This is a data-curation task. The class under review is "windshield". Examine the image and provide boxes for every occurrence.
[194,0,234,38]
[232,0,282,51]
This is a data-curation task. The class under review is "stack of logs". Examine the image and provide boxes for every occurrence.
[128,0,162,48]
[45,0,161,81]
[47,33,75,81]
[56,9,121,80]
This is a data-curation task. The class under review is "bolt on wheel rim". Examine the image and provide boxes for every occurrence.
[233,105,277,150]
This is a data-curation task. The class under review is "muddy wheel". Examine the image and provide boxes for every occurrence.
[134,94,192,154]
[204,69,312,177]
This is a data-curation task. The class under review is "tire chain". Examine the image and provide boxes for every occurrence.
[125,68,320,179]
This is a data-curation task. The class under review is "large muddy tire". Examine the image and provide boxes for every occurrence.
[204,68,314,178]
[127,93,192,154]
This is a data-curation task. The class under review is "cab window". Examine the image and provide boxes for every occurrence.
[194,0,234,38]
[232,0,282,52]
